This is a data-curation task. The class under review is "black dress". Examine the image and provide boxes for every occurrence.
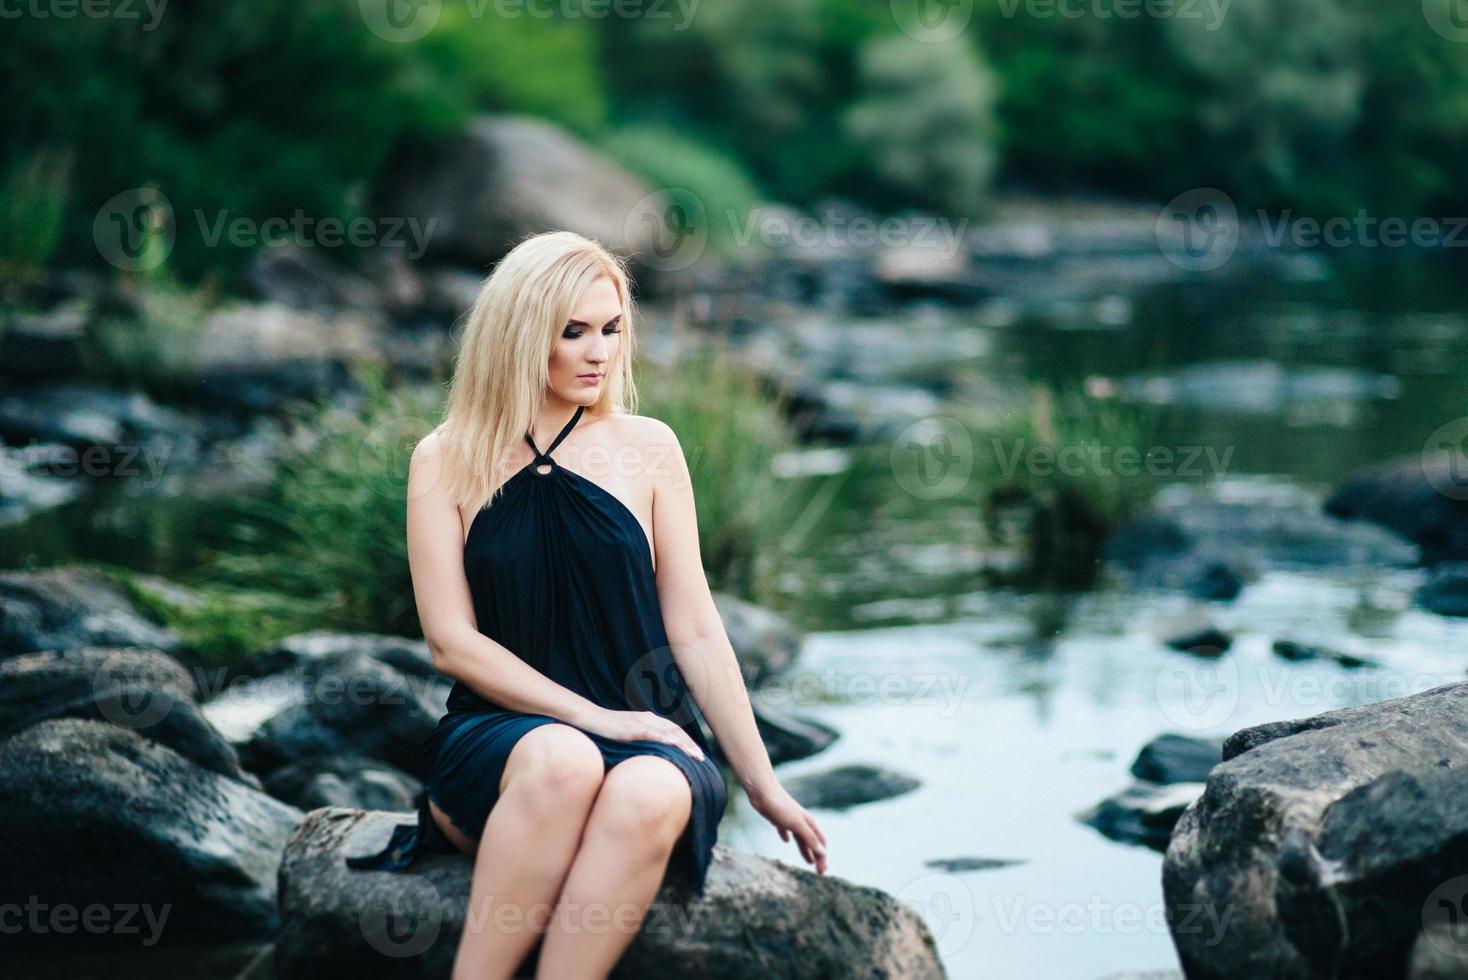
[346,404,728,897]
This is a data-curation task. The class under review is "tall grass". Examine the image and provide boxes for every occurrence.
[636,331,836,605]
[976,384,1160,588]
[0,147,71,294]
[201,360,438,639]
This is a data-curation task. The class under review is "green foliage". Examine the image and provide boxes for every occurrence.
[415,8,609,133]
[83,280,212,396]
[595,124,764,256]
[0,0,463,282]
[1164,0,1365,214]
[975,3,1209,197]
[0,146,71,283]
[842,32,998,216]
[978,385,1159,589]
[109,566,322,667]
[636,335,831,605]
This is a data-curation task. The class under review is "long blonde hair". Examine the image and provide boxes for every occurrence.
[434,230,639,512]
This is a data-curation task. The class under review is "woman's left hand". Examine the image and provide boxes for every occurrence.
[749,782,827,875]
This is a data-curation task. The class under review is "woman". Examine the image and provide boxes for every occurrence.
[347,230,828,979]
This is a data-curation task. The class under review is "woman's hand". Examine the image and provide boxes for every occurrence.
[749,782,827,875]
[578,707,707,762]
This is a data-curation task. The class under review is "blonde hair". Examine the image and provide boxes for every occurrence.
[434,230,639,512]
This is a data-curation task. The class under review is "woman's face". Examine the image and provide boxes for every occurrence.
[549,275,621,405]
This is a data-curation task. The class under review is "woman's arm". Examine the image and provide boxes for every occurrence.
[408,432,604,727]
[645,418,827,874]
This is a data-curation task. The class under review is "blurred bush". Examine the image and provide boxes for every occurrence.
[842,32,998,216]
[0,0,463,280]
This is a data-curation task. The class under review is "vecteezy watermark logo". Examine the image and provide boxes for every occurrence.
[892,0,975,42]
[0,0,169,29]
[626,188,707,272]
[1424,0,1468,43]
[1156,188,1240,272]
[195,210,438,259]
[729,207,970,258]
[894,872,976,957]
[1422,418,1468,501]
[359,415,436,500]
[1422,876,1468,961]
[1155,651,1240,731]
[1259,211,1468,249]
[94,187,175,272]
[359,0,441,42]
[991,439,1234,480]
[358,875,444,957]
[92,652,178,732]
[991,0,1231,30]
[891,416,975,501]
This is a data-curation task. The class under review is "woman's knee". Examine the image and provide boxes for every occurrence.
[592,757,692,844]
[500,723,606,810]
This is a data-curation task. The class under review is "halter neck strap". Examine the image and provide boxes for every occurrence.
[524,404,585,463]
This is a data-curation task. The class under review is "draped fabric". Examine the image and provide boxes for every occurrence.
[346,405,727,897]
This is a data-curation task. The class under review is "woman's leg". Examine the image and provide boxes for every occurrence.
[436,723,607,980]
[533,755,693,980]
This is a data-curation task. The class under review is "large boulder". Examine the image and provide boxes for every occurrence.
[277,807,946,978]
[0,646,255,784]
[0,565,182,657]
[239,647,449,779]
[712,590,803,685]
[0,718,302,942]
[1326,455,1468,565]
[1162,681,1468,979]
[373,114,661,268]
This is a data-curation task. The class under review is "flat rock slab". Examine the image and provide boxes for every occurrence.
[277,807,947,979]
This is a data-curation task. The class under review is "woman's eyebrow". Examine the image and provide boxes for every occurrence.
[566,315,623,328]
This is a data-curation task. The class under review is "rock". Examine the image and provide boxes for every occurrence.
[418,266,486,324]
[1165,626,1232,657]
[0,646,255,785]
[0,565,182,657]
[1326,455,1468,565]
[0,380,203,454]
[1116,361,1400,415]
[1187,561,1246,602]
[244,242,389,314]
[262,754,419,812]
[1409,924,1468,979]
[373,114,661,269]
[1272,639,1380,670]
[923,856,1024,873]
[783,763,921,811]
[0,439,81,526]
[712,591,803,685]
[279,807,945,978]
[1418,562,1468,617]
[1129,734,1223,785]
[1076,781,1204,852]
[0,297,90,379]
[1102,514,1192,568]
[0,718,301,942]
[239,648,449,779]
[1103,516,1255,600]
[1163,680,1468,979]
[238,631,437,684]
[192,302,382,413]
[1108,484,1417,591]
[751,700,840,765]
